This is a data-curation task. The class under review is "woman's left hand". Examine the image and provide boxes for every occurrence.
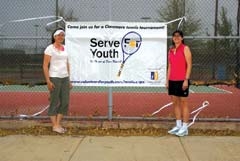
[182,80,188,90]
[69,83,73,90]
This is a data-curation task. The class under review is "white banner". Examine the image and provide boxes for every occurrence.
[65,21,167,86]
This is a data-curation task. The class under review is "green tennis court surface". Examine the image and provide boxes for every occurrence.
[0,85,231,93]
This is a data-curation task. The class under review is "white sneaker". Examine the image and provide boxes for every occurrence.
[175,127,188,137]
[168,126,180,135]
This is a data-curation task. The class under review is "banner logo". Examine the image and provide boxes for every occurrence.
[150,71,159,80]
[117,31,142,77]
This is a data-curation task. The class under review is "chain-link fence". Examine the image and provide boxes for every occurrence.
[0,0,239,120]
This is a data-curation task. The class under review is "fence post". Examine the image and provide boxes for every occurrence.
[108,87,113,120]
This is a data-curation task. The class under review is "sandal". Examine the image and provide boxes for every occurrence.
[60,127,67,132]
[53,127,65,134]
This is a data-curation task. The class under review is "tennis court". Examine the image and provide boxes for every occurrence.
[0,84,232,93]
[0,84,239,119]
[0,0,238,125]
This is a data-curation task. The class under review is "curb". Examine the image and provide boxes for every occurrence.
[0,120,240,131]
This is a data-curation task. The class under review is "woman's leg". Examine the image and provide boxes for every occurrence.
[58,77,70,128]
[175,97,189,136]
[50,116,57,128]
[181,97,189,123]
[168,96,182,134]
[172,96,181,120]
[48,78,61,129]
[59,77,70,116]
[56,114,63,128]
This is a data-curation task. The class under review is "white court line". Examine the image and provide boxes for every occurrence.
[189,89,195,93]
[209,86,232,94]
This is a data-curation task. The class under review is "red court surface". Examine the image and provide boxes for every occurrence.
[0,85,239,119]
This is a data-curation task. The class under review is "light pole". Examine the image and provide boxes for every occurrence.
[56,0,59,28]
[34,24,39,54]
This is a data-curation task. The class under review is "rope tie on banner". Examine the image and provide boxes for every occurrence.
[18,105,49,119]
[151,101,210,127]
[165,16,187,29]
[0,16,65,33]
[151,102,173,116]
[187,101,209,127]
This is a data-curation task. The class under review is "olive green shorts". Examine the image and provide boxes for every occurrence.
[48,77,70,116]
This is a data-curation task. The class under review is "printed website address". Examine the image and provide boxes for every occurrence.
[71,80,145,84]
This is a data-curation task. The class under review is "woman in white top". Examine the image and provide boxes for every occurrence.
[43,28,72,134]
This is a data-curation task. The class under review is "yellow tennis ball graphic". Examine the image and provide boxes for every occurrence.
[129,40,136,47]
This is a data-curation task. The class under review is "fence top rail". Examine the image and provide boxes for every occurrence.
[183,36,240,39]
[0,36,50,39]
[0,36,239,40]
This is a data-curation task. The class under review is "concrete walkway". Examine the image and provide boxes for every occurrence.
[0,135,240,161]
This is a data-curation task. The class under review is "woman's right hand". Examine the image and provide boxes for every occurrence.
[47,81,55,91]
[165,81,169,89]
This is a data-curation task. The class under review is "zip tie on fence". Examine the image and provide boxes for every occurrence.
[151,102,173,116]
[18,105,49,119]
[187,101,209,127]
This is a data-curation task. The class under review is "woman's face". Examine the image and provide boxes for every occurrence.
[172,33,183,44]
[54,32,65,43]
